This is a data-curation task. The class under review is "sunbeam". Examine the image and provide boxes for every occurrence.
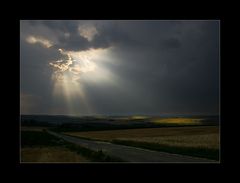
[50,47,116,115]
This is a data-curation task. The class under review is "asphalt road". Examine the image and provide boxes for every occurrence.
[48,131,216,163]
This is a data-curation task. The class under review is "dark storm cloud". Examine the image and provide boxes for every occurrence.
[35,20,113,51]
[55,33,90,51]
[160,37,181,50]
[28,20,146,51]
[94,20,219,115]
[20,20,219,115]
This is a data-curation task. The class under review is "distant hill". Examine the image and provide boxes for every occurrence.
[20,114,219,125]
[20,114,219,132]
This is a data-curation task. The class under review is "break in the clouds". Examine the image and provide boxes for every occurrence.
[20,20,220,116]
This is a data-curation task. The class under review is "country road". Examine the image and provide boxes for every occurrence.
[48,131,216,163]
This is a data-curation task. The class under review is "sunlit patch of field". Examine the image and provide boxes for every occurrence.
[113,115,149,121]
[117,133,219,149]
[21,147,89,162]
[150,117,203,125]
[64,126,219,141]
[130,116,149,119]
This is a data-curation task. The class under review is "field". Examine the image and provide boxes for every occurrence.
[64,126,219,141]
[65,126,219,160]
[150,117,203,125]
[21,126,50,131]
[117,134,219,149]
[21,147,89,162]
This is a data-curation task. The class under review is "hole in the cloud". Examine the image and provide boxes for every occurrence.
[49,47,113,85]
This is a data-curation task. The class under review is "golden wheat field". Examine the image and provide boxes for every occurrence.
[116,133,219,149]
[65,126,219,141]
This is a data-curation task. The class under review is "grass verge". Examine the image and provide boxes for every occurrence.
[59,139,125,162]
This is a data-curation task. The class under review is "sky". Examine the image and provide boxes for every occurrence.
[20,20,220,116]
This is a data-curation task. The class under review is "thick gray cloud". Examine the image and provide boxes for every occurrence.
[20,20,219,115]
